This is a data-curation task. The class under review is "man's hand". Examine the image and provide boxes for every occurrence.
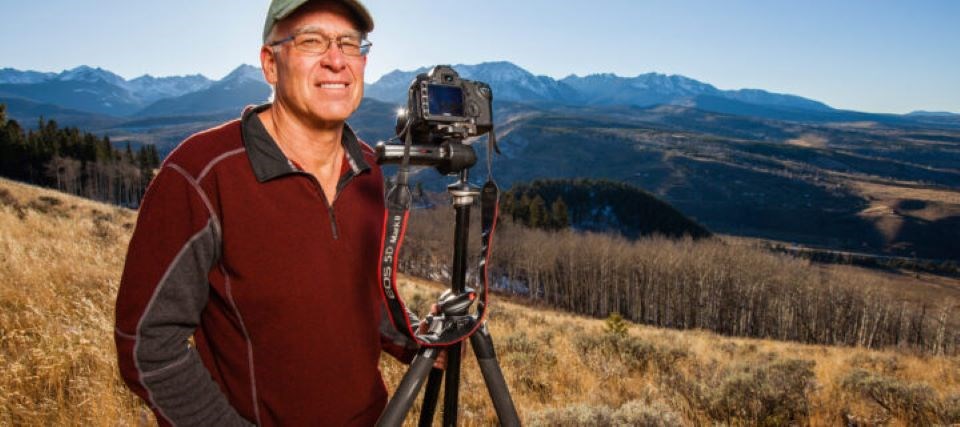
[418,304,466,370]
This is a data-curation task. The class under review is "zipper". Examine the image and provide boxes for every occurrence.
[297,170,357,241]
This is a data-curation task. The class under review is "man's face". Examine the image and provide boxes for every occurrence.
[261,3,367,127]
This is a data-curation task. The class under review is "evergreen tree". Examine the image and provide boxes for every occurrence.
[514,193,531,224]
[550,197,570,230]
[604,312,629,339]
[124,142,135,163]
[500,190,515,220]
[0,103,159,206]
[528,195,547,228]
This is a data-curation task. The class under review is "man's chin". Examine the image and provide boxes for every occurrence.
[306,111,352,129]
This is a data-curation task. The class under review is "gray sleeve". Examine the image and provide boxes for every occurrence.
[134,219,254,427]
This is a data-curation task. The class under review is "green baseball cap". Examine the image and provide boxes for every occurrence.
[263,0,374,43]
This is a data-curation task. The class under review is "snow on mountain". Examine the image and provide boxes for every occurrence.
[560,72,722,106]
[219,65,266,86]
[365,61,578,105]
[56,65,128,88]
[0,68,57,84]
[134,65,270,117]
[126,74,214,104]
[455,61,579,103]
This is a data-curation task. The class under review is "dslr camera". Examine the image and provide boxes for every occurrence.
[376,65,493,175]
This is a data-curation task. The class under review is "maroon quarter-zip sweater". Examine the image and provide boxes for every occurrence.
[115,104,415,426]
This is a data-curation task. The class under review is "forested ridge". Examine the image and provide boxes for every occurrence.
[0,104,159,206]
[502,179,711,239]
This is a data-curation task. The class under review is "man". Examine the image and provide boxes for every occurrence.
[114,1,422,425]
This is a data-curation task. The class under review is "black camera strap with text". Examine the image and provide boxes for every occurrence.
[377,130,500,347]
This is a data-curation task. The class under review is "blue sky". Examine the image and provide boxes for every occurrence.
[1,0,957,114]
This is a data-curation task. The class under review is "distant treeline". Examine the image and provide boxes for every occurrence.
[0,104,159,206]
[400,207,958,355]
[768,243,960,278]
[502,179,711,239]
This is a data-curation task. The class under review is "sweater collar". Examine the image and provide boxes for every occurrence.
[240,103,371,183]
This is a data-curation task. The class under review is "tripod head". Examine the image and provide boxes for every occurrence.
[375,138,477,176]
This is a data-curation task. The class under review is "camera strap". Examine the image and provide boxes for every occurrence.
[377,131,500,347]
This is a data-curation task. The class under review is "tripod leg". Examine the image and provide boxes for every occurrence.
[377,347,441,427]
[441,342,463,426]
[417,368,444,427]
[470,325,520,427]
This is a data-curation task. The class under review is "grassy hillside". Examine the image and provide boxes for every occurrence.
[0,178,142,425]
[1,178,958,425]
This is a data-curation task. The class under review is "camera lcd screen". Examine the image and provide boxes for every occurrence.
[427,84,464,117]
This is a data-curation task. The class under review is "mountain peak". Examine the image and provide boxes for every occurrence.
[560,72,621,82]
[57,66,127,87]
[221,65,265,84]
[455,61,535,81]
[0,68,57,84]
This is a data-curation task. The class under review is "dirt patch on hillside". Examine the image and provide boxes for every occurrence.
[787,133,829,148]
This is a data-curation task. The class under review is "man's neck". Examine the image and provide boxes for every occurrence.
[258,102,344,174]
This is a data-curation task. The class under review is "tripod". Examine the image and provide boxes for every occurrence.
[377,168,520,427]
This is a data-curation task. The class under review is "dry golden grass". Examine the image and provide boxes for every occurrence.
[0,177,145,426]
[2,177,959,426]
[387,277,960,426]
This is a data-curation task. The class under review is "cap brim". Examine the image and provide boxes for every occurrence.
[264,0,374,43]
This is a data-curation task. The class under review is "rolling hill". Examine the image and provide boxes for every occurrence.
[2,177,959,425]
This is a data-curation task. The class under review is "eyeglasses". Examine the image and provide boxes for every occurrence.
[269,31,372,57]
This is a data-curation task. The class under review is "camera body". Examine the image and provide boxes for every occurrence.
[399,65,493,142]
[377,65,493,174]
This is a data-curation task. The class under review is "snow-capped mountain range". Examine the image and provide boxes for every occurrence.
[1,65,216,103]
[0,65,259,117]
[1,61,956,122]
[363,61,833,113]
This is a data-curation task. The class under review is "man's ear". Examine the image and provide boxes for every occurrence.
[260,45,279,86]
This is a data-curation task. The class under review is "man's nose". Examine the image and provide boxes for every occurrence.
[319,43,347,71]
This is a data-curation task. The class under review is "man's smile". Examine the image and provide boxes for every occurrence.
[318,81,350,89]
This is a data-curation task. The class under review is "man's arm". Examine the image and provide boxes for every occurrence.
[379,305,420,364]
[115,166,252,427]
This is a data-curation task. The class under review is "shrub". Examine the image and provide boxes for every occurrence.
[703,359,816,426]
[527,399,682,427]
[612,399,683,426]
[841,369,939,425]
[575,331,690,374]
[573,333,653,373]
[527,403,613,426]
[848,353,901,374]
[500,331,555,401]
[604,312,629,338]
[0,188,16,206]
[501,331,540,355]
[942,394,960,424]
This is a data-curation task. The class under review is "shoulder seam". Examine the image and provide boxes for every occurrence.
[165,163,222,241]
[162,120,242,165]
[198,147,247,183]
